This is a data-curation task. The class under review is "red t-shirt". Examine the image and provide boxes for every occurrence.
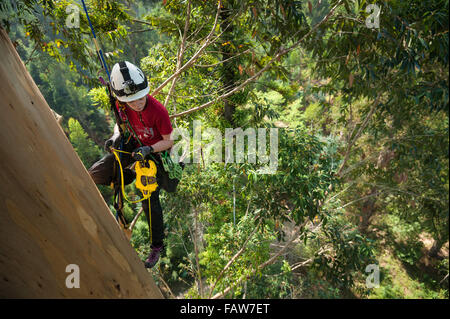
[116,95,173,147]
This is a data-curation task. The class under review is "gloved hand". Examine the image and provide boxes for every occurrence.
[132,146,154,161]
[104,133,122,153]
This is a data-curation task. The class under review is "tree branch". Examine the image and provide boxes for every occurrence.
[170,0,344,119]
[208,217,262,298]
[211,223,305,299]
[131,18,153,26]
[194,49,251,68]
[164,0,191,128]
[129,207,143,232]
[192,207,204,297]
[337,93,382,177]
[290,247,330,271]
[24,42,39,66]
[151,0,222,96]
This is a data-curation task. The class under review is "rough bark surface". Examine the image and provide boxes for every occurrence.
[0,28,163,299]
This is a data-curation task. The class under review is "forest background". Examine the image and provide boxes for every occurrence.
[1,0,448,299]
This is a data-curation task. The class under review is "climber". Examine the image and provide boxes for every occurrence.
[88,61,176,269]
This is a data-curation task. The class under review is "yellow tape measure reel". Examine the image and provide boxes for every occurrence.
[135,160,158,198]
[111,148,158,203]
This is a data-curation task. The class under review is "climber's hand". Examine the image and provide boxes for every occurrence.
[132,146,154,161]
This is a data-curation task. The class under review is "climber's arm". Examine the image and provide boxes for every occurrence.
[151,134,174,153]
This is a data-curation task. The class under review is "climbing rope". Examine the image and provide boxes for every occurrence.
[81,0,111,80]
[161,151,183,180]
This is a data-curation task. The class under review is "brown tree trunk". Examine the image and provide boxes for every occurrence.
[359,188,378,233]
[0,27,162,298]
[428,239,444,259]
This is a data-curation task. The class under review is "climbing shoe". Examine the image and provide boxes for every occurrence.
[144,245,163,268]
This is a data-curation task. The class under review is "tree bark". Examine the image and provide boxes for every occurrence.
[428,239,444,259]
[0,27,163,298]
[359,187,378,233]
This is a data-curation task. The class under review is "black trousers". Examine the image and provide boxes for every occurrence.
[88,143,165,248]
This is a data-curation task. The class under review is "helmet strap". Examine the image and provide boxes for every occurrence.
[119,61,132,81]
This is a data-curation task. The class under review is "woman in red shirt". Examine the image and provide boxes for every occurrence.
[89,61,177,268]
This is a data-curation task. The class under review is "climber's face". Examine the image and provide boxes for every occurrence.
[126,96,147,112]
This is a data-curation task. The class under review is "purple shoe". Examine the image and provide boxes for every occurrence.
[144,245,163,268]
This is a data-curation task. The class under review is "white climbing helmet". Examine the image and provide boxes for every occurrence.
[110,61,150,102]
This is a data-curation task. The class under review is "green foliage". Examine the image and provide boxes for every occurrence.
[88,87,110,112]
[310,211,376,291]
[67,117,101,167]
[368,259,449,299]
[200,213,274,296]
[245,127,341,227]
[309,0,449,114]
[0,0,42,32]
[241,90,283,125]
[302,101,322,122]
[2,0,132,81]
[243,261,295,298]
[396,240,424,266]
[131,219,151,260]
[6,0,447,300]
